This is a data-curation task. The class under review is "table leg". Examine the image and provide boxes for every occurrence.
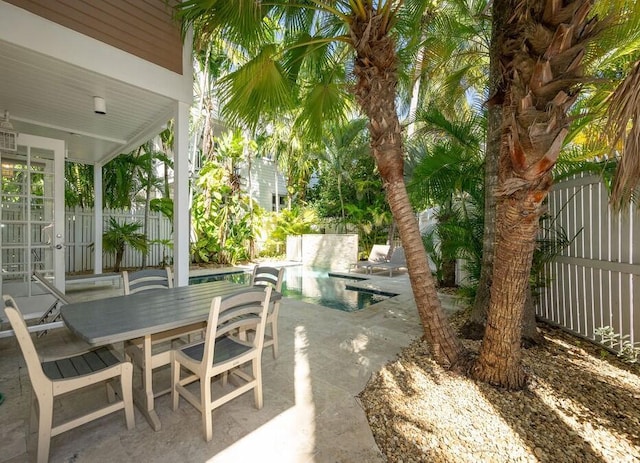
[131,335,162,431]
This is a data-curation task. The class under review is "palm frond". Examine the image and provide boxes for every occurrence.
[294,80,352,141]
[176,0,272,51]
[606,60,640,210]
[218,45,295,131]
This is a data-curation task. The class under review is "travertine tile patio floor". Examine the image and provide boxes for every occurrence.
[0,269,449,462]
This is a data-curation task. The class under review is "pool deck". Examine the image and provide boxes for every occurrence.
[0,265,462,463]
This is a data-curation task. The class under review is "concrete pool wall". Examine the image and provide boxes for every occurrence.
[287,234,358,270]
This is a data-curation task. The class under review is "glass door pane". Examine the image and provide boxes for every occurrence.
[1,135,63,311]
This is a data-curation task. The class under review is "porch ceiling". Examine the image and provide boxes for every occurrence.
[0,39,175,165]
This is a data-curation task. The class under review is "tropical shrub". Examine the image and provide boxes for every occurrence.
[102,217,148,272]
[191,130,258,265]
[259,207,318,257]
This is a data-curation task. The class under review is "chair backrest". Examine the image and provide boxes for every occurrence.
[200,286,272,368]
[3,296,49,396]
[368,244,391,262]
[123,267,173,295]
[251,266,284,292]
[388,247,406,264]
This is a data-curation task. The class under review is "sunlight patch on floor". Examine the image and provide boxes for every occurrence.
[207,326,316,462]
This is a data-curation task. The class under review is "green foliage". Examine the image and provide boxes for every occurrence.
[150,197,174,224]
[308,120,391,253]
[191,130,259,265]
[102,217,148,272]
[259,207,317,257]
[149,238,173,267]
[407,108,485,288]
[65,162,94,208]
[595,326,640,363]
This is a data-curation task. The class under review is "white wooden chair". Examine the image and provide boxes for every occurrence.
[122,266,183,398]
[171,286,272,442]
[122,267,173,294]
[3,295,135,463]
[250,266,284,358]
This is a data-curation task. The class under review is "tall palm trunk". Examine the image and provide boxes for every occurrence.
[473,0,600,389]
[463,0,506,339]
[351,9,465,367]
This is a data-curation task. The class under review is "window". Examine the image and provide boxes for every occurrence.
[272,194,286,212]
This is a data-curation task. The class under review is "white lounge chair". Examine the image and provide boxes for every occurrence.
[369,247,407,276]
[0,272,70,339]
[350,244,390,274]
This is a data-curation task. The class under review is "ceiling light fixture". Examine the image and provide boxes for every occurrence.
[93,96,106,115]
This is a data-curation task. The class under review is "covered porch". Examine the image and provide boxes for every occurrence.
[0,1,193,315]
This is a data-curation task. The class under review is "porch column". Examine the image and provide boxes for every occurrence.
[173,101,190,287]
[94,163,103,274]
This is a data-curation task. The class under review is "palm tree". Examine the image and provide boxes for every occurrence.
[176,0,467,367]
[472,0,603,388]
[102,217,148,272]
[316,118,369,229]
[606,59,640,209]
[407,107,485,288]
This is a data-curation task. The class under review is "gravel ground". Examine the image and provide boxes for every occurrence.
[359,323,640,463]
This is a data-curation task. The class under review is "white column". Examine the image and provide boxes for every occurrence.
[94,163,103,274]
[173,101,190,287]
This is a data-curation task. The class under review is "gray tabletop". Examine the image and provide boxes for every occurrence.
[61,281,268,345]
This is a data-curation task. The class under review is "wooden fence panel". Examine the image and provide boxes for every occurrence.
[537,174,640,350]
[65,207,173,273]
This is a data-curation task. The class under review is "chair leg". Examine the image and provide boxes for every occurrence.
[106,381,117,403]
[171,359,180,411]
[253,359,263,409]
[36,395,53,463]
[270,319,279,359]
[28,392,38,437]
[121,363,135,430]
[201,377,213,442]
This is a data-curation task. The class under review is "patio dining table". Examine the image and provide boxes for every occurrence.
[60,280,279,431]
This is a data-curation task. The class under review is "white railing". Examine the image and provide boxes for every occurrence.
[65,207,173,273]
[537,174,639,349]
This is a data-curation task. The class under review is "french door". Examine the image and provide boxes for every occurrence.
[1,134,65,313]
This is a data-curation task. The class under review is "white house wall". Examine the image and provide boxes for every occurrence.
[242,157,288,212]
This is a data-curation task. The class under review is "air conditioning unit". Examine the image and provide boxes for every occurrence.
[0,111,17,152]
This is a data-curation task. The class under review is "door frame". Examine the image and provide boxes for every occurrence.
[0,133,65,312]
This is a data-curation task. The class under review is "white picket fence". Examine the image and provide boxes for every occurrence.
[65,207,173,273]
[537,174,640,348]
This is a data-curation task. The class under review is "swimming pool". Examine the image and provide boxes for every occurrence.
[189,266,393,312]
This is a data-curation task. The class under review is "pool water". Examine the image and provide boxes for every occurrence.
[189,266,391,312]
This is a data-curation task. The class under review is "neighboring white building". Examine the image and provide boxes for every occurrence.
[241,155,288,213]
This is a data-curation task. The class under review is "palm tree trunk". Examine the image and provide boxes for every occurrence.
[473,0,599,389]
[473,183,542,387]
[351,9,466,367]
[463,0,506,340]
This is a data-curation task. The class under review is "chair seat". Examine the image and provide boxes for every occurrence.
[42,347,120,380]
[181,336,252,364]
